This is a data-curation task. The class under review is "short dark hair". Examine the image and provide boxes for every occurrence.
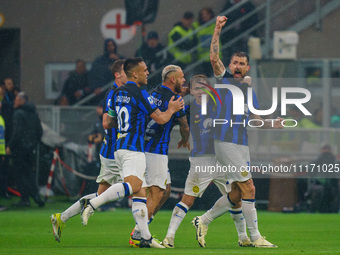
[75,59,85,65]
[111,59,125,76]
[230,52,250,65]
[183,11,194,19]
[147,31,159,40]
[1,77,12,85]
[123,57,144,78]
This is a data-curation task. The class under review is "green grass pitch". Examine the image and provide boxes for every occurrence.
[0,199,339,255]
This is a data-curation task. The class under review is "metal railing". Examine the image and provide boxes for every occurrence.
[75,0,340,105]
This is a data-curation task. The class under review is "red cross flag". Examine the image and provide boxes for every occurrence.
[100,8,136,45]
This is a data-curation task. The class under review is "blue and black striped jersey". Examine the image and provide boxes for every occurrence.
[144,85,186,155]
[213,72,259,146]
[190,100,215,156]
[110,81,158,152]
[99,83,119,159]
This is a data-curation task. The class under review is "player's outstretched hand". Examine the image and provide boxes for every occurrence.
[169,96,184,113]
[216,16,227,30]
[178,139,190,151]
[274,117,285,129]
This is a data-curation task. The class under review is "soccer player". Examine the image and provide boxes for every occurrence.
[192,16,283,248]
[50,60,127,242]
[80,58,184,248]
[129,65,190,247]
[162,75,250,248]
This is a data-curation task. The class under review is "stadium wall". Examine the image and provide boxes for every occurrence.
[1,0,340,104]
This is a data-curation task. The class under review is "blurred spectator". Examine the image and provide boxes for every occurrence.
[0,89,9,199]
[306,67,322,87]
[287,106,320,128]
[135,31,173,88]
[311,108,322,127]
[6,92,44,207]
[331,108,340,128]
[220,0,259,61]
[89,39,124,105]
[0,77,17,145]
[168,11,196,70]
[193,7,222,77]
[304,145,339,213]
[57,59,91,105]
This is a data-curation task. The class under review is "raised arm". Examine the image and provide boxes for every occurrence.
[150,96,184,125]
[210,16,228,77]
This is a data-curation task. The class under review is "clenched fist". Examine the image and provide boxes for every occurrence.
[215,16,228,30]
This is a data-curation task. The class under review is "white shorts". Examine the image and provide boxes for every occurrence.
[184,156,231,198]
[96,155,123,185]
[144,152,169,190]
[167,170,171,185]
[214,139,252,183]
[114,149,146,182]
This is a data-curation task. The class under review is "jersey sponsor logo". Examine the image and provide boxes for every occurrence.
[151,96,162,106]
[148,96,155,105]
[200,129,210,136]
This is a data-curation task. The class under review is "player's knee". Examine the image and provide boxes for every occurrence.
[149,186,164,201]
[240,179,255,198]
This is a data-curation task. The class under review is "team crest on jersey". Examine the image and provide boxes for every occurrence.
[192,185,200,193]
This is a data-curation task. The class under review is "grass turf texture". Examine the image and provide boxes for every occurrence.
[0,198,339,254]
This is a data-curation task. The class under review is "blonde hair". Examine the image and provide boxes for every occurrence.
[161,65,181,82]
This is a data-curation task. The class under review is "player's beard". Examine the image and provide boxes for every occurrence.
[174,80,182,94]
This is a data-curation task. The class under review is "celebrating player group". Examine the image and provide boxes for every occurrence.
[51,16,283,249]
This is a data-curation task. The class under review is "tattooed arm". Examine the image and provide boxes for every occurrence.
[210,16,228,77]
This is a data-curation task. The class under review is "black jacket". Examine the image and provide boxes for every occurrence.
[89,39,124,90]
[61,70,90,105]
[8,102,43,154]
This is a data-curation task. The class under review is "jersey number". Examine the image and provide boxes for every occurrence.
[116,106,130,132]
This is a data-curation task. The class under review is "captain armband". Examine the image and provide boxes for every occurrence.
[108,108,117,118]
